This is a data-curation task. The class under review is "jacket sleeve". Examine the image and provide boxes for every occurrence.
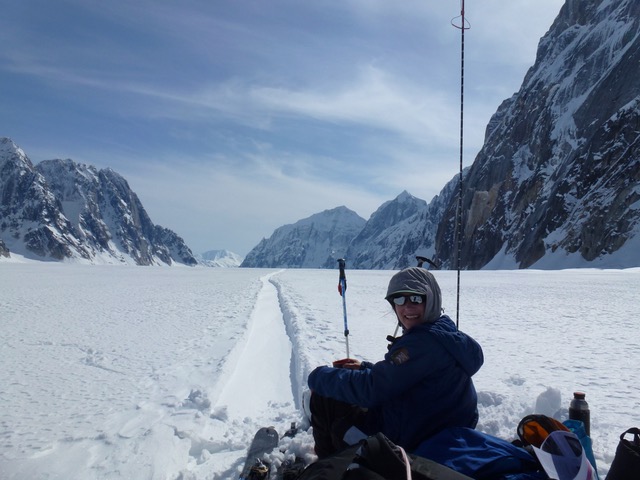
[307,333,450,408]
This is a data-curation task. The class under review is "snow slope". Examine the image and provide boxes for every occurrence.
[1,263,639,478]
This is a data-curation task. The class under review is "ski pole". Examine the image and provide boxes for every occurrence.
[337,258,350,359]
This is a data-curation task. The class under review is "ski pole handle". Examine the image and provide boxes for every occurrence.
[337,258,347,295]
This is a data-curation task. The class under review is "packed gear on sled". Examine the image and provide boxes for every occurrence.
[516,414,570,448]
[295,432,473,480]
[414,427,544,480]
[516,413,600,478]
[532,430,596,480]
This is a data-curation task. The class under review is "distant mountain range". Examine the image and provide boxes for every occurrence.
[2,0,639,269]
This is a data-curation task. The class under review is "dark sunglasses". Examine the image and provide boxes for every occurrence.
[392,295,425,306]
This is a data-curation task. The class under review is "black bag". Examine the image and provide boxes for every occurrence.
[297,432,473,480]
[606,427,640,480]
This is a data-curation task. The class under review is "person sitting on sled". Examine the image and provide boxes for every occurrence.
[307,266,484,458]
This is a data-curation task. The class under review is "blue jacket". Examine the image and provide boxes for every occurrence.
[307,315,484,450]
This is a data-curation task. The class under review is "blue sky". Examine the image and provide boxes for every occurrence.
[0,0,564,256]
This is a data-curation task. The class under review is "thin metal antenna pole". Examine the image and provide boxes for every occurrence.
[452,0,468,328]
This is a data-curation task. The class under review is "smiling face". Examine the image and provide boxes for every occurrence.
[385,268,442,324]
[393,295,427,331]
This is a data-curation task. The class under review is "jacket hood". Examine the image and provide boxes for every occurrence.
[385,267,442,323]
[425,316,484,377]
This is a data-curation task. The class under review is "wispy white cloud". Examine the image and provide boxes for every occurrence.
[249,65,457,145]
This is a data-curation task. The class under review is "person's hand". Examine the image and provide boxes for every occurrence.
[332,358,361,369]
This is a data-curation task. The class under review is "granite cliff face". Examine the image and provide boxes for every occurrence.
[434,0,640,269]
[0,138,197,265]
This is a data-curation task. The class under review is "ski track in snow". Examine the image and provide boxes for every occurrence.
[206,271,306,478]
[214,271,295,420]
[0,266,313,480]
[153,270,312,480]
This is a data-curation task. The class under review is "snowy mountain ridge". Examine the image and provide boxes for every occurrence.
[241,206,366,268]
[198,249,243,268]
[0,137,197,266]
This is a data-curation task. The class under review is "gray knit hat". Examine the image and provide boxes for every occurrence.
[385,267,442,323]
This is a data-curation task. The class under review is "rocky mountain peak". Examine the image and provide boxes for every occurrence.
[0,138,197,265]
[241,206,366,268]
